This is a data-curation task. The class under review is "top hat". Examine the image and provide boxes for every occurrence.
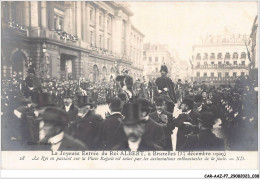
[41,107,69,127]
[32,92,56,108]
[109,97,122,112]
[77,96,93,108]
[160,65,168,73]
[122,103,142,125]
[182,97,194,109]
[63,89,74,98]
[198,112,215,128]
[154,97,165,106]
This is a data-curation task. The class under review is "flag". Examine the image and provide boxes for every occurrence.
[245,41,251,62]
[189,58,193,68]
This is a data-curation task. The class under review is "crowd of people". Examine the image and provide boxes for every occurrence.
[1,64,258,151]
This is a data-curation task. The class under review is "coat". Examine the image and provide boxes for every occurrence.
[174,110,200,150]
[149,110,175,150]
[61,104,79,136]
[96,113,124,150]
[74,111,103,150]
[58,133,87,151]
[142,117,166,149]
[180,129,225,151]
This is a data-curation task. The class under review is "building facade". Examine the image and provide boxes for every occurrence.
[248,15,258,81]
[143,43,173,81]
[192,30,250,86]
[1,1,144,82]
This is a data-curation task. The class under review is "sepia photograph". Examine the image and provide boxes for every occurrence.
[1,0,259,175]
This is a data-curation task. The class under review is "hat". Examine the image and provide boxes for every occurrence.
[63,89,74,98]
[182,97,194,109]
[32,92,56,108]
[118,92,127,101]
[134,98,153,113]
[154,97,164,106]
[160,65,168,73]
[77,96,93,108]
[41,107,69,128]
[198,112,215,128]
[28,67,35,75]
[194,95,203,103]
[109,97,122,112]
[122,103,142,125]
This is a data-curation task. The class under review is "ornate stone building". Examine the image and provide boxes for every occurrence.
[1,1,144,81]
[192,29,250,86]
[143,43,173,81]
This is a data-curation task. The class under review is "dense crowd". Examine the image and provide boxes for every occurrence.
[1,66,258,151]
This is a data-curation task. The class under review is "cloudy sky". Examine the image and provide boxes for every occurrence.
[128,1,258,62]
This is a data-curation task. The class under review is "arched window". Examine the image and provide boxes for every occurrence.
[93,65,99,82]
[102,66,107,80]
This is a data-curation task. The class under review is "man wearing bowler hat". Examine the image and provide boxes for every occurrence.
[174,97,200,150]
[96,97,124,150]
[180,112,225,151]
[112,103,163,151]
[60,89,78,136]
[39,107,86,151]
[133,98,165,149]
[74,96,103,150]
[149,97,175,150]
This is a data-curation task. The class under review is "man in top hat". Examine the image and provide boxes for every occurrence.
[115,68,134,101]
[174,97,200,150]
[74,96,103,150]
[193,94,210,114]
[180,112,224,151]
[23,67,42,98]
[39,107,86,151]
[60,90,78,136]
[97,97,124,150]
[149,97,175,150]
[133,98,165,149]
[111,103,163,151]
[155,65,177,113]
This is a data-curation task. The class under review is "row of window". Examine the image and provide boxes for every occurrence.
[146,56,165,62]
[196,61,245,66]
[196,52,246,60]
[196,72,245,77]
[89,7,112,32]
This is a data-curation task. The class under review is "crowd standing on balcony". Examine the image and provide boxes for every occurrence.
[1,64,258,151]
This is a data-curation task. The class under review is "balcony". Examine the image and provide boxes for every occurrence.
[193,76,237,82]
[194,64,247,69]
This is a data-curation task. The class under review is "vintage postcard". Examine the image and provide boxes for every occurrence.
[1,1,259,175]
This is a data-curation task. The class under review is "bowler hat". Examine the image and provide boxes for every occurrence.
[63,89,74,98]
[198,112,215,128]
[41,107,69,127]
[122,103,142,125]
[194,95,203,103]
[182,97,194,109]
[109,97,122,112]
[154,97,164,106]
[32,92,56,108]
[77,96,93,108]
